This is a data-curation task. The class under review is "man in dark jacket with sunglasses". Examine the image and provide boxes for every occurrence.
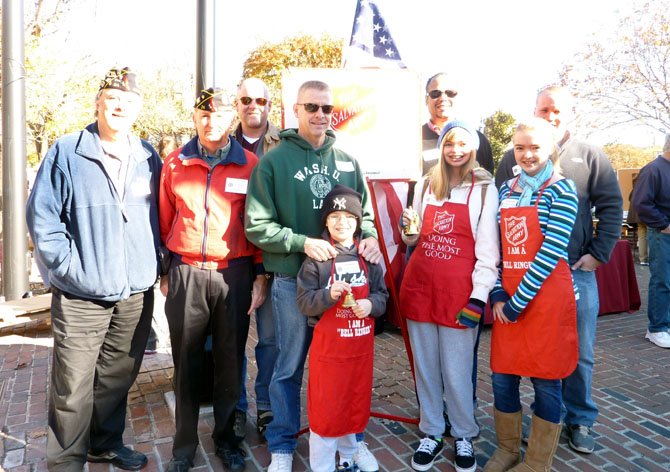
[421,72,494,175]
[230,78,281,442]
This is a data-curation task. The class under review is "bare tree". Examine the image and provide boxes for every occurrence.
[560,0,670,134]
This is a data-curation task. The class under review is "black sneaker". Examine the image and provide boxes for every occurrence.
[166,457,192,472]
[336,461,360,471]
[216,445,247,472]
[87,446,148,471]
[233,410,247,442]
[454,437,476,472]
[411,436,443,471]
[256,409,273,440]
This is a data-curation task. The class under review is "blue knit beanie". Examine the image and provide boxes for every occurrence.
[437,120,480,151]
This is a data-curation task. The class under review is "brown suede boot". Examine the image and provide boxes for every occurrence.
[508,415,561,472]
[483,409,522,472]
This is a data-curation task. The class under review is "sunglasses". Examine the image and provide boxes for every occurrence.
[297,103,335,114]
[428,89,458,99]
[239,96,268,106]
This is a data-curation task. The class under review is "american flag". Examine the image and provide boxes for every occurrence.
[343,1,410,327]
[344,0,406,68]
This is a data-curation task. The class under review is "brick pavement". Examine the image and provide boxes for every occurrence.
[1,265,669,472]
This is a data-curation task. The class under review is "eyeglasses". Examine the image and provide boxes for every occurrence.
[428,89,458,99]
[327,214,357,222]
[297,103,335,114]
[238,96,268,106]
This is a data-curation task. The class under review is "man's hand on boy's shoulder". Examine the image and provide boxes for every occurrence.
[304,237,338,261]
[359,237,381,264]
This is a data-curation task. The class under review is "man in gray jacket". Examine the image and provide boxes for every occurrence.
[27,67,162,472]
[495,85,623,454]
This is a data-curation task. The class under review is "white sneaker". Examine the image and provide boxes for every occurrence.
[268,453,293,472]
[645,330,670,348]
[353,441,379,472]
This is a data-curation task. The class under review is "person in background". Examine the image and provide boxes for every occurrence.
[627,175,648,265]
[27,66,161,471]
[231,77,281,442]
[495,85,623,454]
[296,185,388,472]
[421,72,494,175]
[631,133,670,348]
[160,87,267,472]
[400,121,498,472]
[486,118,578,472]
[245,80,382,472]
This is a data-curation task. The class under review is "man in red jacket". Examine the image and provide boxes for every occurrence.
[159,88,268,472]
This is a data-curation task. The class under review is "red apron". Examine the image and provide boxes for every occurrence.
[308,252,374,437]
[491,177,578,379]
[400,173,476,328]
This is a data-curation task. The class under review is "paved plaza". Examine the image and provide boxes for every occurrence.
[1,265,668,471]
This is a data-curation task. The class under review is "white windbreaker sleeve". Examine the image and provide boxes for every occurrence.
[470,181,500,302]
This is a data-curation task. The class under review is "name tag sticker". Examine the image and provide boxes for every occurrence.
[500,198,517,209]
[130,179,151,196]
[335,261,360,274]
[225,178,248,194]
[335,160,355,172]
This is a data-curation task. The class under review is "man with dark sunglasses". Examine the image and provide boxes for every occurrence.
[230,77,280,444]
[245,80,382,472]
[421,72,494,175]
[234,78,281,159]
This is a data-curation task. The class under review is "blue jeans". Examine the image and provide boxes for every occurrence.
[647,229,670,333]
[265,275,313,454]
[492,373,562,423]
[562,269,599,427]
[237,281,277,413]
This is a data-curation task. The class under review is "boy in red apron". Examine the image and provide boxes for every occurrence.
[400,121,499,472]
[485,118,579,472]
[296,185,388,472]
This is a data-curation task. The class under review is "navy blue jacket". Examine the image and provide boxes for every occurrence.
[26,122,162,301]
[632,155,670,230]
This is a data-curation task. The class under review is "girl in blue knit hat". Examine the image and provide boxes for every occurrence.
[400,121,499,472]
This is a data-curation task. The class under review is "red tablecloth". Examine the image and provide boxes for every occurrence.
[595,239,641,315]
[484,239,641,323]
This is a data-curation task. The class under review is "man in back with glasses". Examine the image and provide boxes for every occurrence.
[245,80,382,472]
[230,78,281,443]
[421,72,494,175]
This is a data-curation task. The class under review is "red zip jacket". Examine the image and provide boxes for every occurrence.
[159,136,262,270]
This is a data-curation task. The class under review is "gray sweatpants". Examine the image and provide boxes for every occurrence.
[407,319,479,438]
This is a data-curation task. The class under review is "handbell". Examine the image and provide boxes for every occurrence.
[342,291,357,308]
[404,211,420,236]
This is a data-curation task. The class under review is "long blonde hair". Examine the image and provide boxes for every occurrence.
[430,128,479,200]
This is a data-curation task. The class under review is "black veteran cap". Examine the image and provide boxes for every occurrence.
[194,87,232,112]
[99,66,140,95]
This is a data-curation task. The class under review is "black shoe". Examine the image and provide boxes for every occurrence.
[87,446,148,471]
[443,411,452,437]
[233,410,247,442]
[256,409,273,439]
[216,445,247,472]
[166,457,192,472]
[411,436,443,471]
[454,437,476,472]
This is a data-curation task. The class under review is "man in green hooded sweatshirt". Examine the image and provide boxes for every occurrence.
[245,80,382,472]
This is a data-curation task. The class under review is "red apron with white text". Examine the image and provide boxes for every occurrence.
[400,175,476,328]
[308,254,374,436]
[491,178,578,379]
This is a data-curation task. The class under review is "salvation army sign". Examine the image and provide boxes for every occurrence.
[282,68,423,180]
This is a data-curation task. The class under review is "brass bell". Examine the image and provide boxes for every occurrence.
[404,209,420,236]
[342,290,357,308]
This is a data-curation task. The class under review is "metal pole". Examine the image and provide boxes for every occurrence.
[195,0,215,94]
[2,0,29,300]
